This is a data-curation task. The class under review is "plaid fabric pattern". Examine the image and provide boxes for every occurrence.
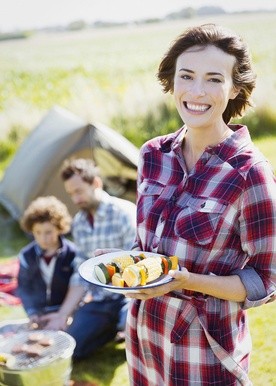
[70,192,136,300]
[126,125,276,385]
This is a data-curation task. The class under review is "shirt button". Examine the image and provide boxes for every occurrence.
[201,202,206,208]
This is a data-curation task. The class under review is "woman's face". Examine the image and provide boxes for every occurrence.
[173,45,238,131]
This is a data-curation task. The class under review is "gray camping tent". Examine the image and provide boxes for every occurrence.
[0,106,139,219]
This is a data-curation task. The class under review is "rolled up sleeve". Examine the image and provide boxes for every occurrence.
[231,266,275,309]
[238,163,276,309]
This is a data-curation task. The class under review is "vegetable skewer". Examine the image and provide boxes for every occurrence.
[94,254,178,287]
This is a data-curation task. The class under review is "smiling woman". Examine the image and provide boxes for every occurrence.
[124,23,276,386]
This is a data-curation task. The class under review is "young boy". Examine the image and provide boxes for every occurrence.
[17,196,77,327]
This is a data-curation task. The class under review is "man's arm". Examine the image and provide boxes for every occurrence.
[39,284,86,330]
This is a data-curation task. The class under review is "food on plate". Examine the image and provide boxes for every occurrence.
[94,253,178,287]
[112,273,125,287]
[94,254,147,284]
[122,257,163,287]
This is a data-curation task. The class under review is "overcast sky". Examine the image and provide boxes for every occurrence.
[1,0,276,31]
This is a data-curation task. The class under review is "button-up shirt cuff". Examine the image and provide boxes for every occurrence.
[231,266,268,309]
[242,291,275,310]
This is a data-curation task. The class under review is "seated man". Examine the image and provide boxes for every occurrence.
[40,158,137,359]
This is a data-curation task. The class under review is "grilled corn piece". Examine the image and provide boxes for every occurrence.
[122,257,163,287]
[112,255,136,271]
[94,254,179,286]
[137,257,163,282]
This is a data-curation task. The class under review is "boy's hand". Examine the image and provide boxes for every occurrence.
[39,312,68,331]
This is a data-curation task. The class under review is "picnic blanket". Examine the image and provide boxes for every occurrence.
[0,258,21,305]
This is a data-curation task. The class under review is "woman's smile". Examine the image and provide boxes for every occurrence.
[184,102,211,113]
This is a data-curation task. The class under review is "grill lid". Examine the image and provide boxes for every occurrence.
[0,330,75,370]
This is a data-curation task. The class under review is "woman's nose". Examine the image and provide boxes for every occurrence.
[190,80,206,97]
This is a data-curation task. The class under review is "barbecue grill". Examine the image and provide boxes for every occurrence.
[0,322,75,386]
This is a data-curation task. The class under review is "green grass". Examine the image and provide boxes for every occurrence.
[0,300,275,385]
[0,12,276,140]
[0,13,276,385]
[248,303,276,385]
[0,206,28,258]
[253,136,276,171]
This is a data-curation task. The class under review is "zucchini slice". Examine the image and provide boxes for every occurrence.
[94,263,110,284]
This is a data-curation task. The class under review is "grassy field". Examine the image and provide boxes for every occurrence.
[0,285,275,385]
[1,134,276,385]
[0,12,276,140]
[0,12,276,386]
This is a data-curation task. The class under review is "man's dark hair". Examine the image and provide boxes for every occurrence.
[60,158,100,184]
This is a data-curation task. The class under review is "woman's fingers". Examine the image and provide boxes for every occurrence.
[94,248,121,256]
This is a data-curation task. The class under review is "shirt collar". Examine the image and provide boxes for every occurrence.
[204,125,252,162]
[159,126,186,153]
[96,191,112,219]
[162,124,252,163]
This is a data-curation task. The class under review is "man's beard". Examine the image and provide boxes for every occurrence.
[79,201,97,212]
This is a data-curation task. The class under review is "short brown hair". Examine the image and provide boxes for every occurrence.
[20,196,72,234]
[60,158,99,184]
[157,23,256,123]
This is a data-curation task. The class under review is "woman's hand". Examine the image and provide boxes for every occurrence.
[125,267,190,300]
[94,248,121,256]
[125,268,248,303]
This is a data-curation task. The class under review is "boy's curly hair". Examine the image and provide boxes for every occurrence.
[20,196,72,234]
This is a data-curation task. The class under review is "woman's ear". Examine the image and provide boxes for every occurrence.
[230,87,240,100]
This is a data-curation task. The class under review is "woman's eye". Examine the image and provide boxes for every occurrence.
[181,74,192,80]
[209,78,222,83]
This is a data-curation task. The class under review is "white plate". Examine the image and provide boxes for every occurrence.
[78,250,174,294]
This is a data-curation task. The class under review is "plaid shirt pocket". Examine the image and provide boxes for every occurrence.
[137,180,165,223]
[175,196,228,245]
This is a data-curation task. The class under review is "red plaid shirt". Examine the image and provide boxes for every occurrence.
[126,125,276,386]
